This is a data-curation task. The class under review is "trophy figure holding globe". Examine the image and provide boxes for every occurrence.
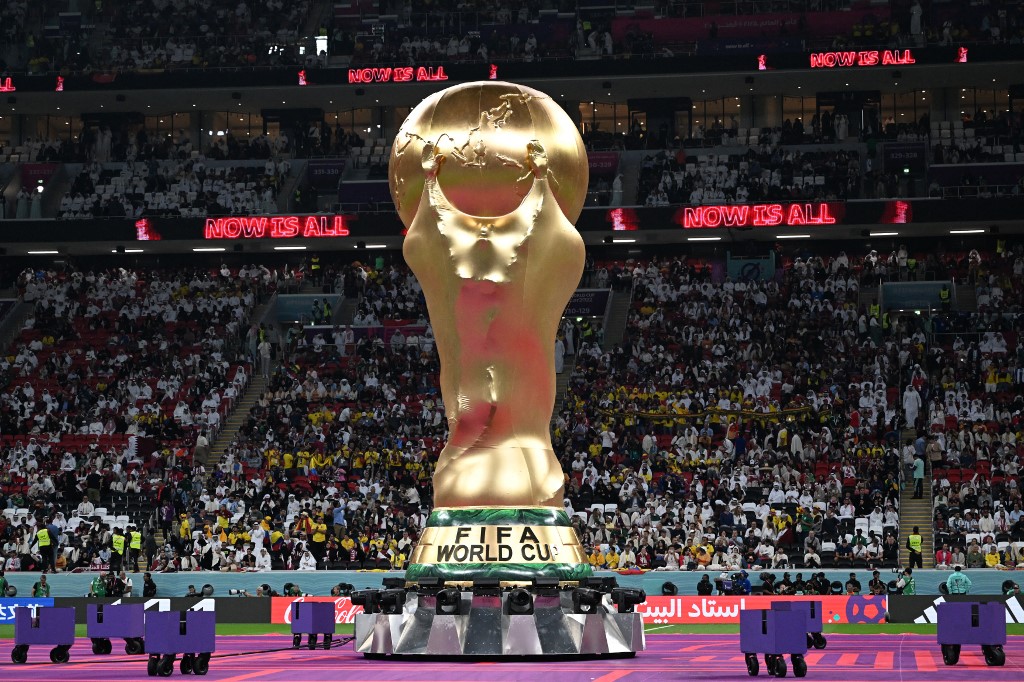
[352,81,645,658]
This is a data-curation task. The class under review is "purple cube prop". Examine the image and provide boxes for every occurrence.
[87,603,146,639]
[740,604,809,656]
[14,607,75,647]
[937,601,1007,647]
[775,600,823,634]
[291,602,336,636]
[144,611,216,656]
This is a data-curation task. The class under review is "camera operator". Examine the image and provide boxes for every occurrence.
[734,571,752,595]
[759,572,777,595]
[896,567,916,595]
[696,574,714,595]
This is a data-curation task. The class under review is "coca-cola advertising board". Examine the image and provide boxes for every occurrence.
[271,596,364,624]
[638,595,886,624]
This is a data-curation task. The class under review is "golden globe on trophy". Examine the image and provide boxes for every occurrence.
[353,81,645,658]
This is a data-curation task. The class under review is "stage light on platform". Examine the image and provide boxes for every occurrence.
[531,577,560,596]
[610,588,646,614]
[382,577,406,590]
[380,589,407,614]
[436,588,462,615]
[472,578,502,596]
[351,589,382,614]
[415,578,441,592]
[572,588,603,614]
[584,577,617,592]
[508,588,534,615]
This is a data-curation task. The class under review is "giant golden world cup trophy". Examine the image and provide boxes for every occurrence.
[392,81,592,582]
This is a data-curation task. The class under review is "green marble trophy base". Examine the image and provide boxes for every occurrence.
[405,507,593,583]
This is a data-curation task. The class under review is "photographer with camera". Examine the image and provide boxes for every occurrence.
[896,567,916,595]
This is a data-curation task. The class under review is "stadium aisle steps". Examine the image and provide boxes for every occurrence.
[954,285,977,312]
[202,375,267,471]
[899,465,935,569]
[602,290,631,351]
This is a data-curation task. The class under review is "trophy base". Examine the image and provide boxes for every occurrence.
[353,588,645,658]
[405,507,593,582]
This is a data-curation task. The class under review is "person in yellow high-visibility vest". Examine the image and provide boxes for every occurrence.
[35,525,53,573]
[939,284,951,312]
[111,528,126,572]
[128,526,143,572]
[310,255,321,286]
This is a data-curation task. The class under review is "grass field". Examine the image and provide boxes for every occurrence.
[1,622,1023,638]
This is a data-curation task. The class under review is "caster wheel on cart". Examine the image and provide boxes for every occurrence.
[308,634,318,650]
[193,653,210,676]
[792,654,807,678]
[180,653,194,675]
[158,654,176,677]
[293,634,302,649]
[11,645,28,664]
[745,652,759,676]
[324,634,333,650]
[941,644,961,665]
[148,654,160,676]
[769,655,787,678]
[812,633,827,649]
[50,646,70,664]
[982,645,1005,667]
[126,638,145,655]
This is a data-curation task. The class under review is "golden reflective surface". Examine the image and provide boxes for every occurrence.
[392,82,587,508]
[408,523,588,566]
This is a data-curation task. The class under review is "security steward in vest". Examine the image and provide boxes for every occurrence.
[939,284,951,312]
[35,524,53,573]
[310,255,321,286]
[127,525,143,572]
[111,527,126,572]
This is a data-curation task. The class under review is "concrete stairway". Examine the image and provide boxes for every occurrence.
[955,285,977,312]
[0,301,34,354]
[199,375,266,470]
[601,290,631,351]
[899,463,935,568]
[858,286,879,311]
[335,295,359,325]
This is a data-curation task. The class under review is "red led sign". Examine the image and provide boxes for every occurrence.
[607,208,639,231]
[204,215,351,239]
[0,77,15,92]
[347,66,448,84]
[810,49,915,68]
[135,218,161,241]
[676,203,839,229]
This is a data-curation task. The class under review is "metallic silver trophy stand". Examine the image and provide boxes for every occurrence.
[353,580,645,658]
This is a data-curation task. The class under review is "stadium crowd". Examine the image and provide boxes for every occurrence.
[2,241,1024,577]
